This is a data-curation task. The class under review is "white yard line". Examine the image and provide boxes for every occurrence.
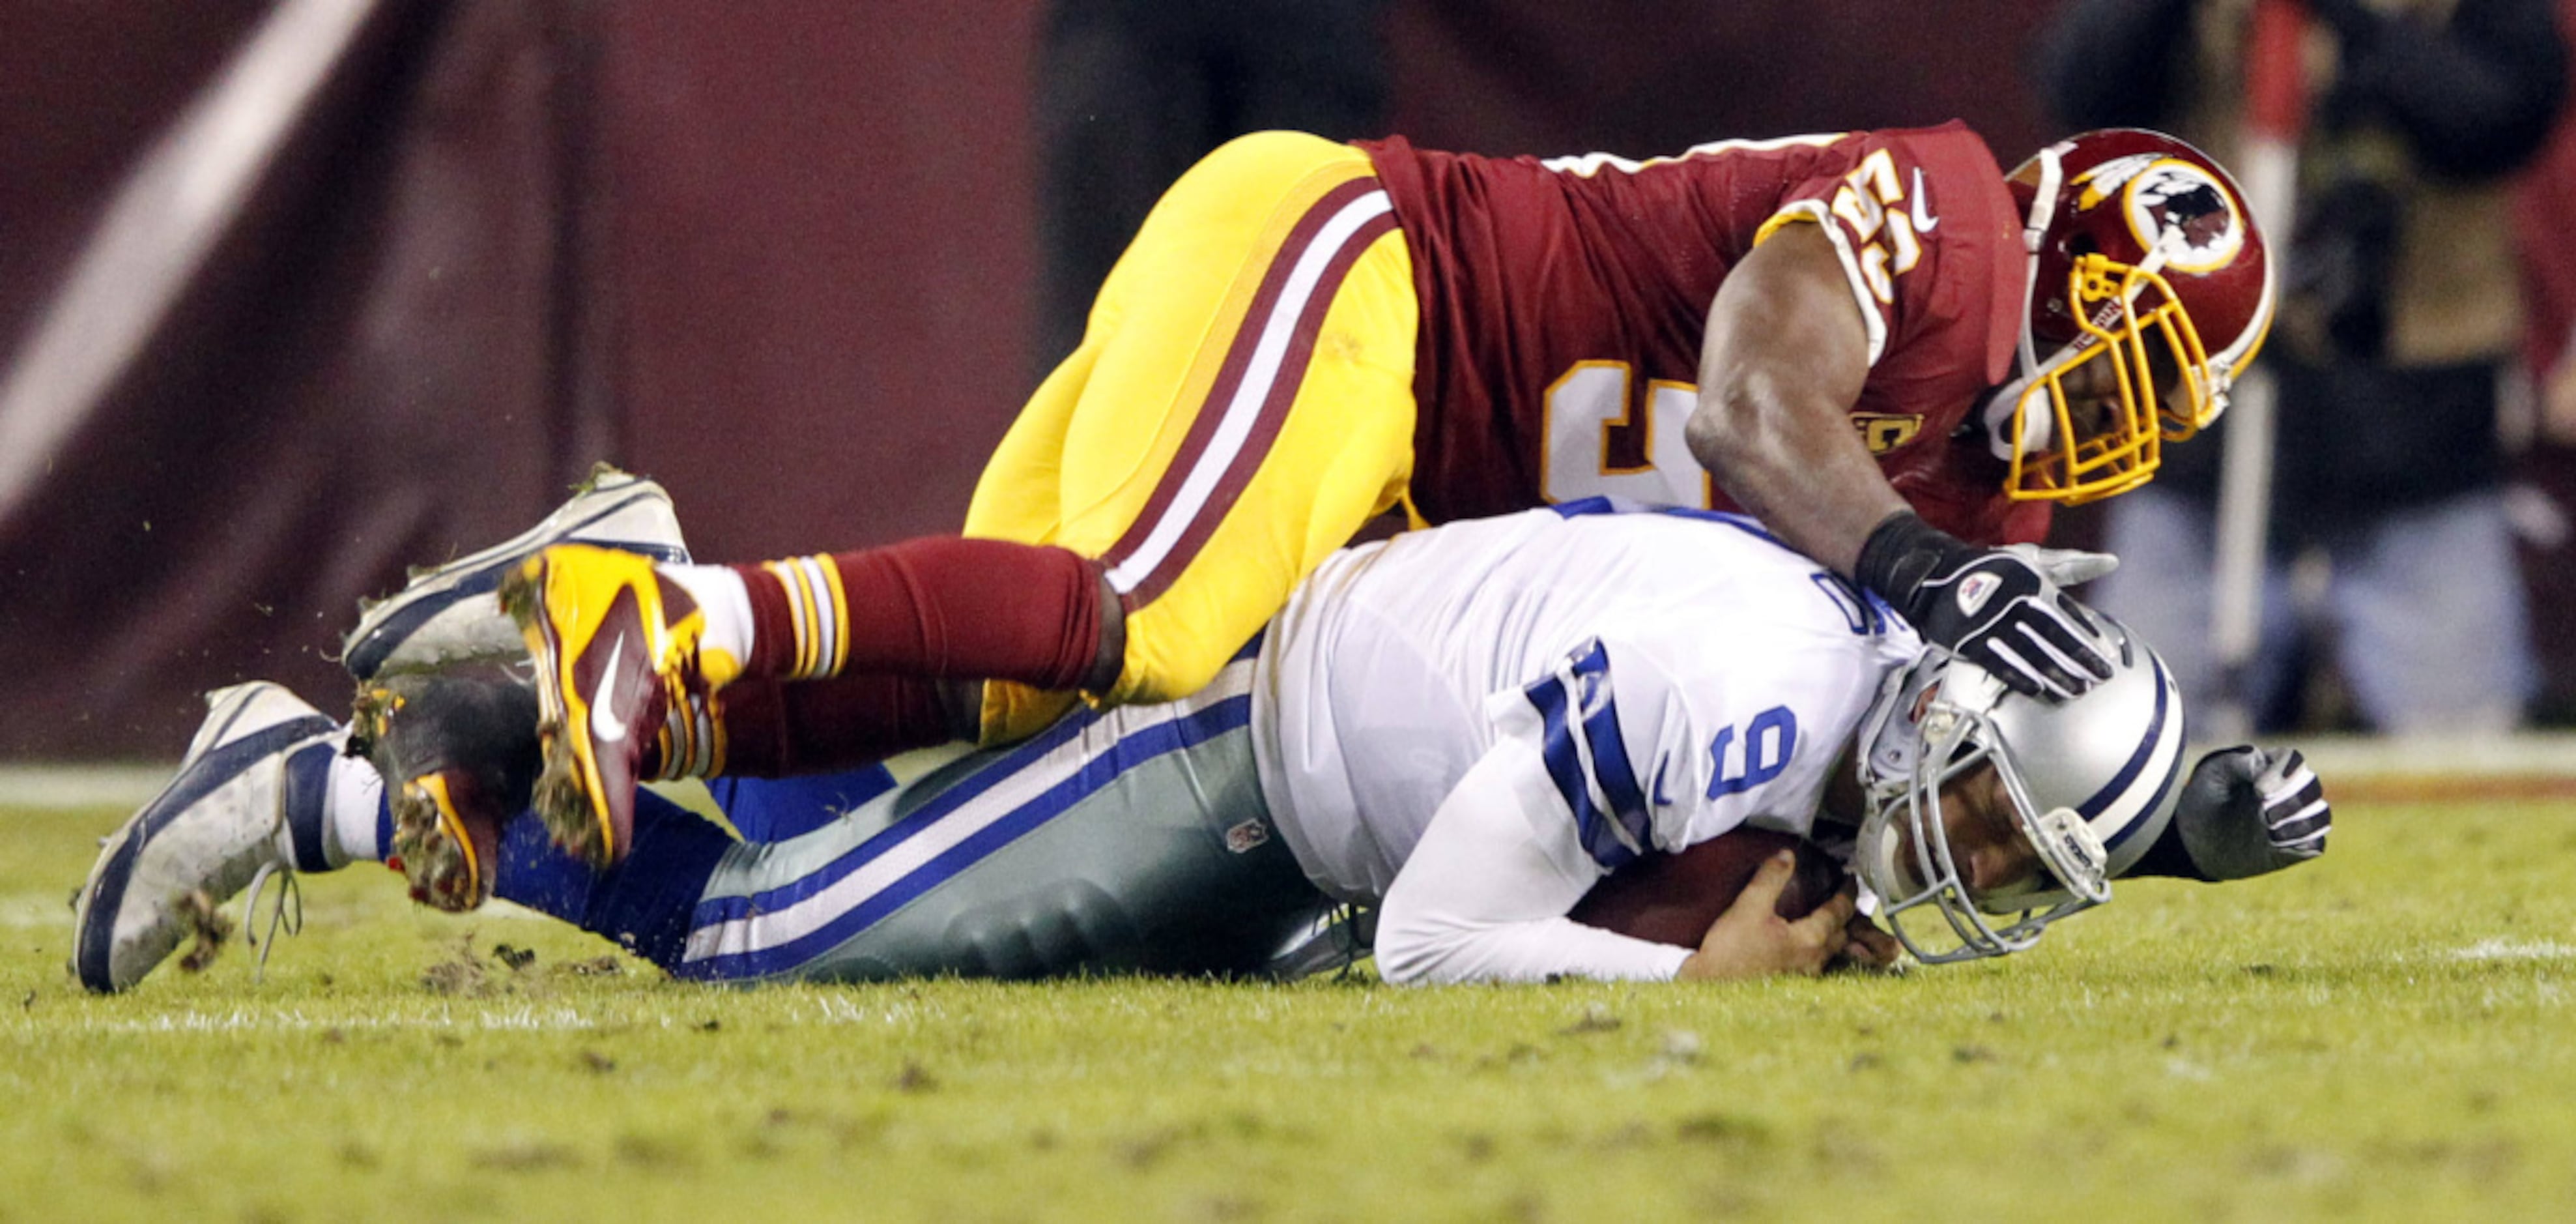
[2448,939,2576,963]
[40,1005,599,1036]
[0,765,174,811]
[0,892,74,928]
[2289,733,2576,780]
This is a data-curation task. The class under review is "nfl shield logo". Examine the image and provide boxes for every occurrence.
[1956,572,2002,615]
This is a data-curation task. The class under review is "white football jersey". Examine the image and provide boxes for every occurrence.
[1253,501,1920,907]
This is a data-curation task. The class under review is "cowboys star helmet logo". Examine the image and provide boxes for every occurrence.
[2125,160,2242,274]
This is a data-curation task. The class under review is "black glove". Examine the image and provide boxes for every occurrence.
[2173,746,2331,881]
[1853,512,2115,700]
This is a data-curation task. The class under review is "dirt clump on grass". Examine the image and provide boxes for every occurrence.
[422,936,633,996]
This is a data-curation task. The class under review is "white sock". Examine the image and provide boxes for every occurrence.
[325,750,388,866]
[663,562,755,674]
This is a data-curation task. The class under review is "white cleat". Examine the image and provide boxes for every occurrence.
[341,464,690,681]
[70,683,341,993]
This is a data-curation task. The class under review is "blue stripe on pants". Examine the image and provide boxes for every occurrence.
[678,693,1253,981]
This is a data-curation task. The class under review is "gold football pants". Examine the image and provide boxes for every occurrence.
[966,132,1420,743]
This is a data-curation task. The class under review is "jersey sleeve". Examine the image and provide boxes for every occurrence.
[1489,616,1880,869]
[1489,637,1663,871]
[1751,128,2013,381]
[1373,739,1695,985]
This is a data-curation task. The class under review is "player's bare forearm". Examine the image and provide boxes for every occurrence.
[1685,222,1903,579]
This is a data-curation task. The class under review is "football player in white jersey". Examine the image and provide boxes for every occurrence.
[70,499,2329,992]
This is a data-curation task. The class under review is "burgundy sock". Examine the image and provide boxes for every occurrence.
[730,538,1104,686]
[715,675,956,778]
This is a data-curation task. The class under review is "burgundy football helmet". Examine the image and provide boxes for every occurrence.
[1985,129,2275,504]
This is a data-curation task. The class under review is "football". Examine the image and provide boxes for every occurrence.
[1567,827,1845,948]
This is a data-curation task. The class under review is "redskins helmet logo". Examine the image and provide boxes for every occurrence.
[2123,160,2242,274]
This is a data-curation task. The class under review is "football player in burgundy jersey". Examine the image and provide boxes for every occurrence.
[476,126,2278,870]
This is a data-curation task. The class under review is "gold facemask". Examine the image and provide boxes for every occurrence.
[1998,253,2237,504]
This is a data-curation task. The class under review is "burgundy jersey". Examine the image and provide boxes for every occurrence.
[1356,123,2050,546]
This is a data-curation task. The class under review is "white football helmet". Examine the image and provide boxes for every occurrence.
[1852,612,2186,963]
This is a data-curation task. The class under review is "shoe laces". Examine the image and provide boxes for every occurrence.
[241,861,304,984]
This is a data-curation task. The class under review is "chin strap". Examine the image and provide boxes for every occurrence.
[1990,143,2066,463]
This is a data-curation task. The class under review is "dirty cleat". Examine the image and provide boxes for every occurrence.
[501,544,729,866]
[70,683,340,993]
[351,666,542,912]
[341,464,690,682]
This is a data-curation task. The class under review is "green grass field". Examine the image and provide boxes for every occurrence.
[7,787,2576,1222]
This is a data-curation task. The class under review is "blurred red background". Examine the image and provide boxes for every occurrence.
[3,0,2566,757]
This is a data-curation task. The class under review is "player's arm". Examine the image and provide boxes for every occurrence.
[1685,220,1895,580]
[2122,746,2331,881]
[1689,218,2113,699]
[1373,740,1853,985]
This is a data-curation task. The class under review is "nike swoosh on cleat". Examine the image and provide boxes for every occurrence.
[1910,168,1938,233]
[590,635,630,744]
